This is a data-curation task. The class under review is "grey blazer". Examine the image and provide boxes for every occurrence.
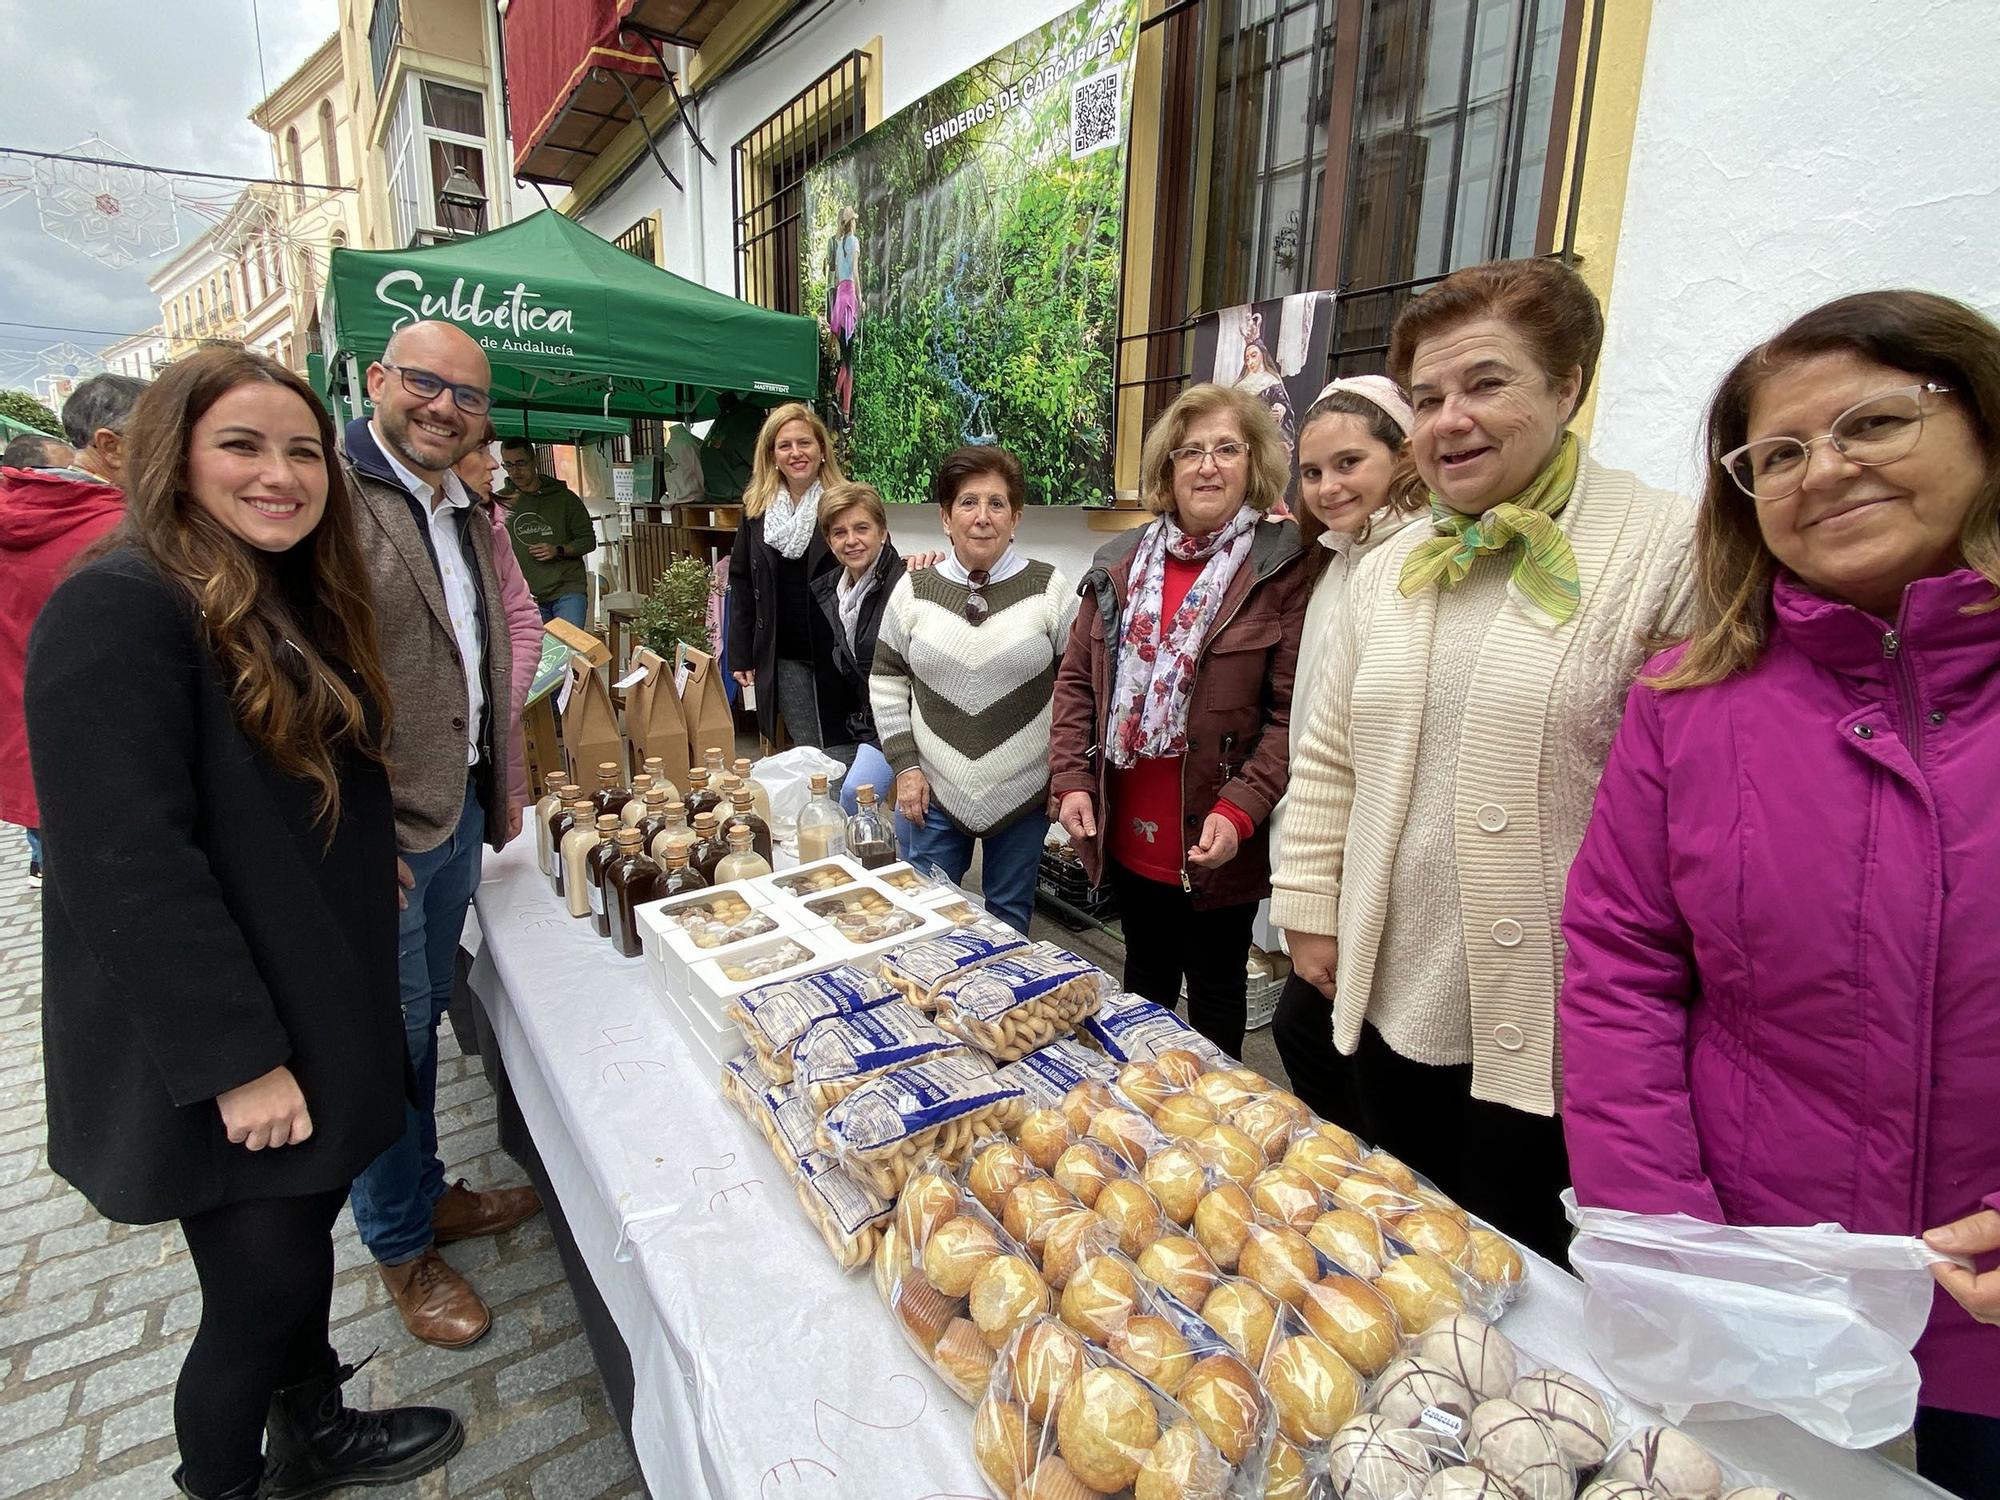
[343,418,513,855]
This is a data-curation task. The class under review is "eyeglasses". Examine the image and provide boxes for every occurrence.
[963,569,990,625]
[1168,442,1249,469]
[381,361,492,416]
[1719,383,1951,501]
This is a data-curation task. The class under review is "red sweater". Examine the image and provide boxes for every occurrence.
[1106,555,1253,883]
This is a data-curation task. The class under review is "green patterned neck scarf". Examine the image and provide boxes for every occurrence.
[1397,432,1582,625]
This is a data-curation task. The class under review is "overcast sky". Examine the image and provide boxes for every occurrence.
[0,0,339,380]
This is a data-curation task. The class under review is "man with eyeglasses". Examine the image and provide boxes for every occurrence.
[497,438,595,628]
[342,320,541,1351]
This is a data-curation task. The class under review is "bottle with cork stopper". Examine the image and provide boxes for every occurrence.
[704,746,728,782]
[684,766,722,820]
[584,814,624,936]
[689,810,730,883]
[714,822,772,882]
[795,772,847,861]
[646,798,690,862]
[605,828,663,958]
[620,773,654,826]
[635,788,675,852]
[589,762,631,819]
[846,784,896,869]
[641,755,682,803]
[732,757,774,827]
[547,785,586,897]
[534,771,566,876]
[725,783,772,864]
[658,833,707,896]
[560,800,605,918]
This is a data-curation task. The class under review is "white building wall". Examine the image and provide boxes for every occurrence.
[1591,0,2000,498]
[577,0,1115,586]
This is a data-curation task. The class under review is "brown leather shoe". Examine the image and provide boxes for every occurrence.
[430,1179,542,1245]
[378,1250,491,1349]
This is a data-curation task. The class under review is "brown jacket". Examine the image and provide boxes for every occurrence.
[344,419,513,855]
[1049,518,1307,909]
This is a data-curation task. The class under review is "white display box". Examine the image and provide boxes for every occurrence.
[746,855,875,906]
[654,971,747,1070]
[685,930,842,1030]
[638,888,801,1002]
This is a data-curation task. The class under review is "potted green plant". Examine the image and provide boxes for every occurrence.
[634,556,716,659]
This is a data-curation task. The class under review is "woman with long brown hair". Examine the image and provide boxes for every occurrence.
[25,347,462,1499]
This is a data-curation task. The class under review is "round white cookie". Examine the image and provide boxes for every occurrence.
[1328,1413,1433,1500]
[1415,1314,1519,1401]
[1371,1356,1474,1430]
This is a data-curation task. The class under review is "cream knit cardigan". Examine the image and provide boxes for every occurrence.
[1268,450,1696,1115]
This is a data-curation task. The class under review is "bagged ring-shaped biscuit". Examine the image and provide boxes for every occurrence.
[794,1001,966,1113]
[877,927,1031,1009]
[724,964,899,1083]
[819,1053,1026,1198]
[791,1151,892,1271]
[928,944,1109,1063]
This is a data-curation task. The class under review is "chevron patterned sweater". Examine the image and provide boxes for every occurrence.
[871,560,1078,835]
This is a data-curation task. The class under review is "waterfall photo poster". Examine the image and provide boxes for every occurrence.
[801,0,1138,505]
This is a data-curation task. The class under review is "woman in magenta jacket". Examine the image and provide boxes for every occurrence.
[1560,290,1999,1499]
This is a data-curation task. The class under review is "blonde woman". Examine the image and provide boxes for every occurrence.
[726,402,847,747]
[1050,383,1309,1056]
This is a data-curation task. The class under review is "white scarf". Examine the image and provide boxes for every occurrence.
[835,566,877,651]
[762,478,821,561]
[938,544,1028,587]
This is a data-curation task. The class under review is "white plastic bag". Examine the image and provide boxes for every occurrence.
[750,746,848,851]
[1563,1191,1960,1447]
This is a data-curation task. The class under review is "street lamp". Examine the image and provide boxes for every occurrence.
[437,163,488,236]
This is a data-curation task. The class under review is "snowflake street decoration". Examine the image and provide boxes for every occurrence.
[31,136,180,269]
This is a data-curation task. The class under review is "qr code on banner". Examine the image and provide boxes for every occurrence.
[1070,66,1122,159]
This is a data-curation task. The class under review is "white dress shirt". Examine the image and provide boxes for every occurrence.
[372,424,486,766]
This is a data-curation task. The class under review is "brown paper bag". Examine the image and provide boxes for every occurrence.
[677,645,736,771]
[561,659,624,786]
[624,646,690,796]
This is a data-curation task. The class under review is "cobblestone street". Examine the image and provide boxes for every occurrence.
[0,854,641,1499]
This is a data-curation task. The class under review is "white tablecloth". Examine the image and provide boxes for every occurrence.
[467,834,1944,1499]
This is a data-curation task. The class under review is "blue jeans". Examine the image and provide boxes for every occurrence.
[839,743,914,855]
[20,826,39,867]
[905,801,1047,935]
[538,593,587,629]
[351,778,485,1265]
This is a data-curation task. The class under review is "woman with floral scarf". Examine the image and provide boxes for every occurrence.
[1050,383,1309,1055]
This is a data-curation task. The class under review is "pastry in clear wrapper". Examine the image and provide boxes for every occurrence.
[925,1214,1002,1297]
[1154,1091,1222,1141]
[1326,1413,1433,1500]
[1056,1365,1159,1493]
[877,927,1029,1007]
[1466,1399,1572,1500]
[792,1155,891,1269]
[1361,1150,1421,1193]
[1060,1253,1141,1341]
[1041,1208,1111,1290]
[1374,1249,1467,1333]
[1466,1228,1525,1290]
[1191,1070,1258,1115]
[1177,1353,1263,1466]
[1137,1234,1219,1309]
[1602,1426,1724,1500]
[1249,1165,1324,1233]
[1109,1314,1195,1397]
[1006,1176,1084,1253]
[973,1396,1035,1495]
[1308,1209,1387,1278]
[1230,1095,1304,1163]
[1142,1145,1207,1227]
[1154,1048,1208,1090]
[1135,1419,1230,1500]
[1284,1133,1355,1193]
[795,1002,966,1113]
[1200,1279,1277,1364]
[897,1169,963,1251]
[1238,1222,1321,1307]
[971,1253,1053,1349]
[1510,1367,1614,1468]
[1415,1314,1519,1402]
[1421,1466,1516,1499]
[1332,1170,1409,1217]
[1094,1177,1166,1257]
[1088,1106,1154,1167]
[1017,1452,1096,1500]
[1116,1060,1178,1118]
[1192,1123,1262,1186]
[936,1315,997,1396]
[968,1139,1038,1217]
[1262,1436,1309,1500]
[1371,1356,1474,1430]
[874,1222,911,1307]
[1020,1107,1078,1172]
[1298,1275,1400,1376]
[1192,1183,1255,1270]
[1062,1080,1122,1135]
[1266,1332,1361,1444]
[1011,1319,1089,1424]
[895,1270,956,1348]
[1394,1208,1472,1267]
[1053,1139,1122,1208]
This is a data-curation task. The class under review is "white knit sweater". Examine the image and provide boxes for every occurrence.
[1269,451,1696,1114]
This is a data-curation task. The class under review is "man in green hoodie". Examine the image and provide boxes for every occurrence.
[497,439,595,627]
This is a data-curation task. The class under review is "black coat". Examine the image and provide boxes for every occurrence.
[726,513,845,743]
[26,549,405,1224]
[808,542,901,746]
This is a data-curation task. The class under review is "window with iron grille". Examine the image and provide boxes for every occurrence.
[732,53,869,313]
[613,215,658,265]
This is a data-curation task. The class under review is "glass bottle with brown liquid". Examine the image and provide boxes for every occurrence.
[590,762,630,819]
[534,772,566,877]
[796,772,847,861]
[846,784,897,869]
[620,773,654,826]
[584,814,624,936]
[688,810,729,883]
[606,829,663,958]
[732,758,774,828]
[684,767,722,821]
[725,785,773,865]
[714,822,773,883]
[646,799,690,862]
[658,835,707,897]
[560,802,606,918]
[547,789,586,897]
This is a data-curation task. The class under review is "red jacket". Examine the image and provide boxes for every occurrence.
[0,468,125,827]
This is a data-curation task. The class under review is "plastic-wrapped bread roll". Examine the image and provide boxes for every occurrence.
[928,943,1109,1061]
[1298,1274,1400,1377]
[972,1395,1035,1496]
[1263,1331,1361,1446]
[1108,1313,1197,1398]
[1141,1144,1208,1228]
[1373,1247,1469,1333]
[1057,1366,1160,1492]
[1307,1208,1387,1279]
[963,1137,1037,1218]
[1199,1278,1278,1365]
[818,1053,1025,1197]
[876,927,1029,1008]
[725,964,898,1082]
[794,1002,965,1113]
[1136,1233,1220,1310]
[1176,1353,1265,1467]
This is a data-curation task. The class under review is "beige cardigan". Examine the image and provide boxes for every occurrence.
[1268,450,1696,1114]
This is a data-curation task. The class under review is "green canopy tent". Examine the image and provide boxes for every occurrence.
[321,210,818,429]
[0,410,61,443]
[306,348,631,443]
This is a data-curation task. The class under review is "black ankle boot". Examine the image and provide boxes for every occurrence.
[263,1355,463,1499]
[171,1463,263,1499]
